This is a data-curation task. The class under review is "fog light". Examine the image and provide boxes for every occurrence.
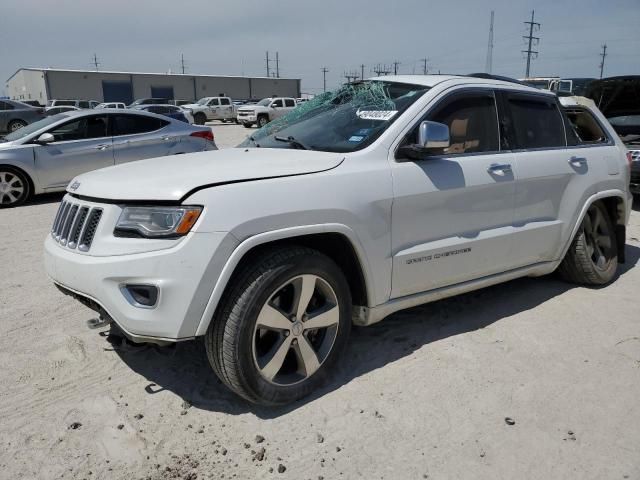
[121,284,159,308]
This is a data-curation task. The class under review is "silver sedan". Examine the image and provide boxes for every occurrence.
[0,109,217,207]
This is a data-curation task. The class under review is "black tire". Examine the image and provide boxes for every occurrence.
[558,201,618,285]
[242,122,253,129]
[194,112,206,125]
[0,166,31,208]
[257,115,269,128]
[234,118,240,125]
[8,119,27,132]
[205,246,352,405]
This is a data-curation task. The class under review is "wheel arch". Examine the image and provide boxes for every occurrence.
[194,224,374,336]
[561,189,629,264]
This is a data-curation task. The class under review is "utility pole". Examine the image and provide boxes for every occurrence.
[373,64,391,76]
[275,52,280,78]
[265,51,271,77]
[392,61,401,75]
[92,53,100,71]
[599,44,608,79]
[360,64,365,80]
[522,10,540,78]
[485,10,494,73]
[420,58,429,75]
[321,67,329,92]
[180,53,186,74]
[343,71,359,83]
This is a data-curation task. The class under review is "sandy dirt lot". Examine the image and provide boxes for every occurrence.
[1,123,639,480]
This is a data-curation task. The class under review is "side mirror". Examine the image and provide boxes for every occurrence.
[271,104,278,108]
[418,121,450,149]
[36,133,55,144]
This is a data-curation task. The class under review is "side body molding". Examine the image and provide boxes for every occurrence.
[194,223,376,336]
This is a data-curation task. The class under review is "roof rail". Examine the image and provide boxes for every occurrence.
[466,73,532,87]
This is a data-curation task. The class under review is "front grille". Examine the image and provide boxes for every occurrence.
[51,201,103,252]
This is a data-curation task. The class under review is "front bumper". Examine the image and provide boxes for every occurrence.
[45,228,232,342]
[237,112,257,122]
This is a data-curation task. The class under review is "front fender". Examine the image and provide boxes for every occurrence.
[193,223,376,336]
[0,146,40,192]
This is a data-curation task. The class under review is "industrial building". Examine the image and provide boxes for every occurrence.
[5,68,301,104]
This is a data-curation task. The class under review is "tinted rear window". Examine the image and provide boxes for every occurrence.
[113,114,168,135]
[508,96,566,149]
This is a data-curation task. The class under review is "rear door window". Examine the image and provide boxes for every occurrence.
[0,101,13,110]
[507,95,566,149]
[284,99,296,107]
[219,98,231,106]
[113,114,168,136]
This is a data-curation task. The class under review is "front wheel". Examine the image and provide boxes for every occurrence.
[257,115,269,128]
[0,167,31,208]
[558,201,618,285]
[194,112,206,125]
[205,247,352,405]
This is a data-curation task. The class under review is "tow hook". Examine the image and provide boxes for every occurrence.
[86,313,112,330]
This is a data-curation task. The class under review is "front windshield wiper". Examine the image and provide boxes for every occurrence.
[274,135,311,150]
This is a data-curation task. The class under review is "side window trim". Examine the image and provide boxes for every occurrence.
[394,87,503,161]
[111,114,168,138]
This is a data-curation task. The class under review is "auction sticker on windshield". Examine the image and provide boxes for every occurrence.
[356,110,398,121]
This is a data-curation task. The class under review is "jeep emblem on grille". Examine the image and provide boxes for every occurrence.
[69,181,81,191]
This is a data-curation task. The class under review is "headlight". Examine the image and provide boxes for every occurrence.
[115,206,202,238]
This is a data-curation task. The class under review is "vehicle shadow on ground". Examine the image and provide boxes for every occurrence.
[633,195,640,211]
[112,244,640,419]
[25,192,64,206]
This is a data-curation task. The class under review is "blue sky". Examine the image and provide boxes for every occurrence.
[2,0,639,96]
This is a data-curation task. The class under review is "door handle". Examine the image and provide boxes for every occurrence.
[95,144,111,150]
[162,136,173,141]
[487,163,512,175]
[569,156,587,167]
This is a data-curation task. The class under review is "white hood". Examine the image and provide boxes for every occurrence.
[68,148,344,202]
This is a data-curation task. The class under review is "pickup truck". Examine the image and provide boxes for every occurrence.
[237,97,297,128]
[184,97,237,125]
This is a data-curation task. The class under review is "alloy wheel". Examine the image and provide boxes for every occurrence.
[583,204,613,270]
[252,274,340,386]
[0,171,25,205]
[9,121,27,132]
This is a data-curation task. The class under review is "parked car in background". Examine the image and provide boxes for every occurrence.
[46,99,99,109]
[132,104,193,124]
[42,75,632,405]
[183,97,238,125]
[551,78,596,96]
[128,98,170,107]
[45,106,80,116]
[237,97,297,128]
[95,102,126,109]
[584,75,640,194]
[169,100,193,107]
[21,100,44,108]
[0,109,216,207]
[0,99,46,133]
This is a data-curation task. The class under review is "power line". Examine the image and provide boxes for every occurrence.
[522,10,541,78]
[321,67,329,92]
[599,44,608,78]
[372,64,391,76]
[485,10,494,73]
[343,70,359,83]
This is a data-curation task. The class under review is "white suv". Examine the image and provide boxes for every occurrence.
[44,75,632,405]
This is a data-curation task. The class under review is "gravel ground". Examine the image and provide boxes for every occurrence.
[1,123,639,479]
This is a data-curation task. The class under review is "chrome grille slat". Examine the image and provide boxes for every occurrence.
[50,201,102,253]
[59,205,78,245]
[68,207,89,249]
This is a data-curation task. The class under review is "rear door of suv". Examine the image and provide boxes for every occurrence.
[501,91,613,266]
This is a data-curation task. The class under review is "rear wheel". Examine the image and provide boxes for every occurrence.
[558,201,618,285]
[242,122,253,128]
[205,247,352,405]
[257,115,269,128]
[194,112,206,125]
[8,119,27,132]
[0,167,31,208]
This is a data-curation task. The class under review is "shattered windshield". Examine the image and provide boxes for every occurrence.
[239,81,429,153]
